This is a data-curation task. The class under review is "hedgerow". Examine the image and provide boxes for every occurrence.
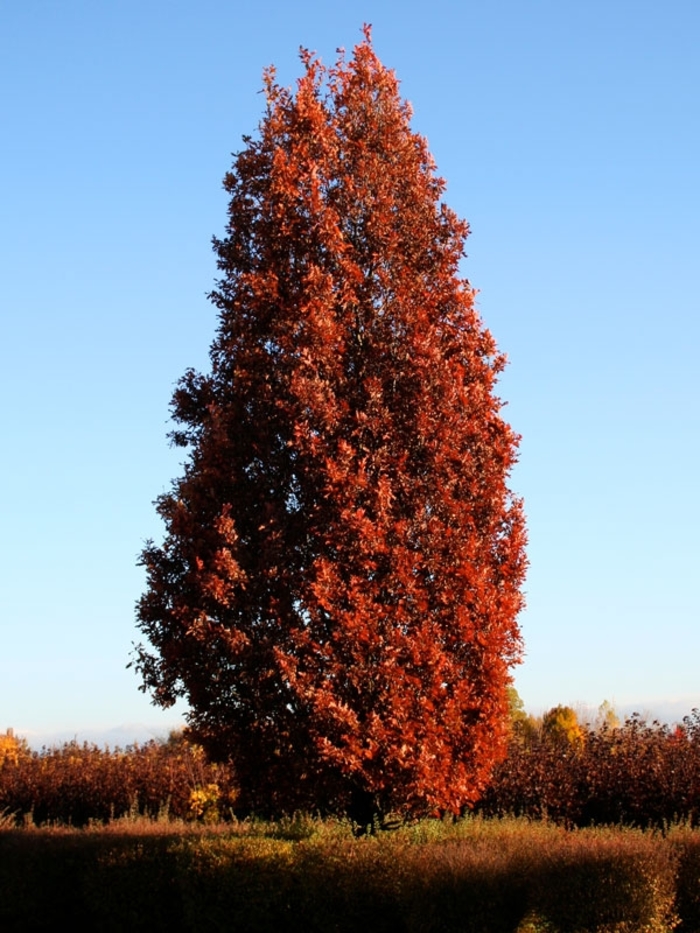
[477,711,700,829]
[0,732,236,825]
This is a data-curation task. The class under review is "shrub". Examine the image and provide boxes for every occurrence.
[0,732,236,825]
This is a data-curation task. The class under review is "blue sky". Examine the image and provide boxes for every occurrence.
[2,1,698,744]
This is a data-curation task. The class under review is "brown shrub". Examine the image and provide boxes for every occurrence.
[0,732,237,825]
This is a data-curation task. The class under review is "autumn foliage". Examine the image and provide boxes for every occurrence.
[478,708,700,829]
[7,712,700,832]
[133,28,527,820]
[0,733,236,826]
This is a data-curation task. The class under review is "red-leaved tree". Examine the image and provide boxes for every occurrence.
[133,27,527,823]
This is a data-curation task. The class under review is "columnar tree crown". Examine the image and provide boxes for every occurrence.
[134,27,527,818]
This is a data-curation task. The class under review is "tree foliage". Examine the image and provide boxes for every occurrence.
[541,705,584,748]
[0,734,236,826]
[133,27,527,820]
[478,711,700,830]
[0,728,29,767]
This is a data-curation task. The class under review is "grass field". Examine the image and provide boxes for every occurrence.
[2,813,698,932]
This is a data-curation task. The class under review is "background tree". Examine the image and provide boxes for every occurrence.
[507,687,540,747]
[541,705,585,748]
[594,699,620,732]
[0,728,29,767]
[133,28,527,821]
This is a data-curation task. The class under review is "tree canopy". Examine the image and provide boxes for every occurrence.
[133,27,527,822]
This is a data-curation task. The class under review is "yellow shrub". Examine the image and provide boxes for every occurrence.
[0,728,29,766]
[189,783,222,823]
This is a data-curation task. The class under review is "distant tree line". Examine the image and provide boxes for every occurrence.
[5,705,700,829]
[476,700,700,829]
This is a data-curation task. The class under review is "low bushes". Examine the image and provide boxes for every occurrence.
[5,712,700,831]
[0,733,236,825]
[0,817,687,932]
[477,711,700,830]
[5,716,700,928]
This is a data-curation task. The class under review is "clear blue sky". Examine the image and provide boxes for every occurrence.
[2,1,698,744]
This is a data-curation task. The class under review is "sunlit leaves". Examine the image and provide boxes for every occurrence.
[134,27,526,820]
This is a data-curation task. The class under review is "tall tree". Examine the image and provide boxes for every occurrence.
[133,27,527,821]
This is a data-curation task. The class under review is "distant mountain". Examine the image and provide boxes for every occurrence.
[17,722,185,750]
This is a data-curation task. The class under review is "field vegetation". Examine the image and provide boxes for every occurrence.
[4,711,700,930]
[0,728,235,825]
[2,810,697,931]
[477,706,700,830]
